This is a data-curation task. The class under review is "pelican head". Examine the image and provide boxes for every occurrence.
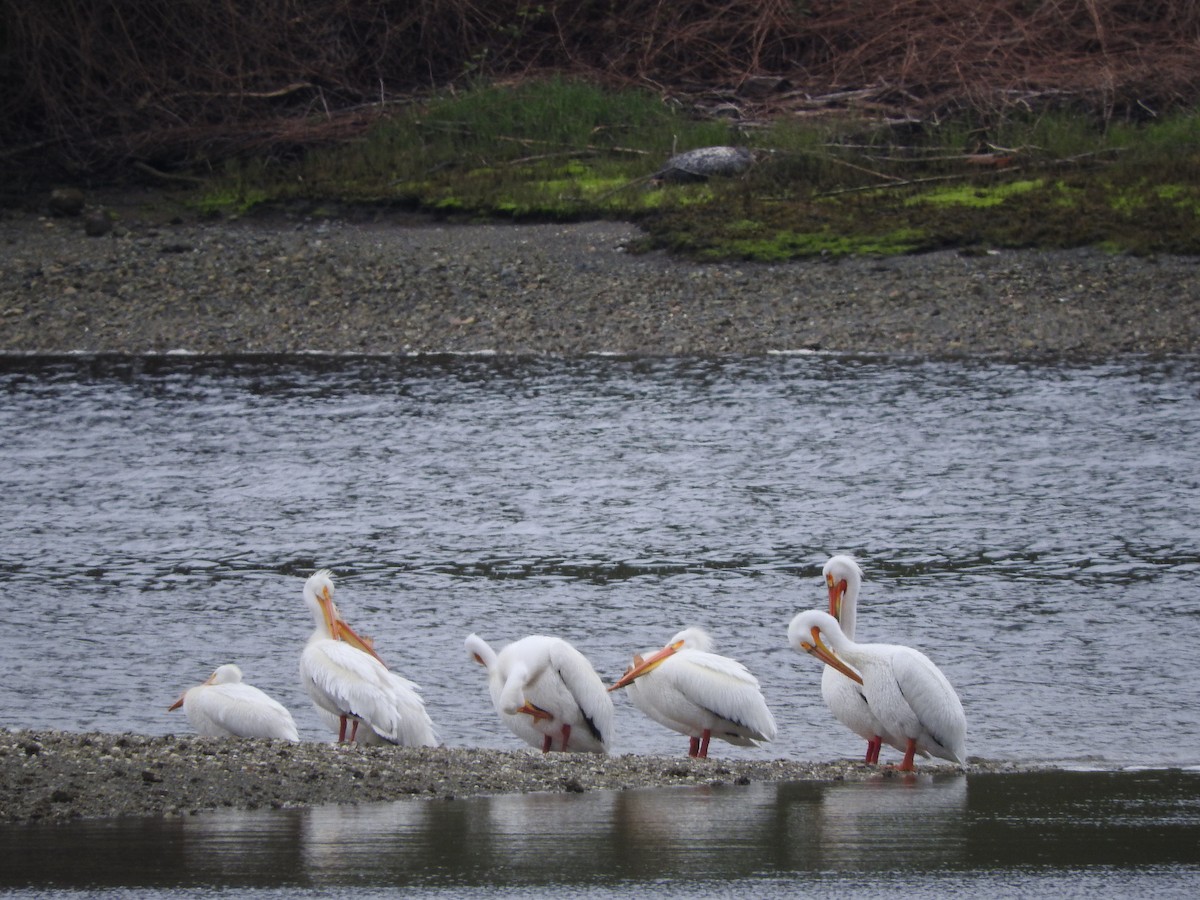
[303,569,386,665]
[823,555,863,622]
[609,626,710,692]
[668,626,712,652]
[168,663,244,711]
[787,609,863,685]
[209,664,243,685]
[304,569,339,636]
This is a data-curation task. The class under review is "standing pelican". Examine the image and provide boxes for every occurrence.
[465,633,613,753]
[609,627,777,758]
[787,609,966,770]
[821,555,890,763]
[300,570,438,747]
[169,664,299,741]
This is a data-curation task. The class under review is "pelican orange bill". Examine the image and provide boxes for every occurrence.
[317,584,387,667]
[334,618,387,667]
[827,573,848,619]
[801,627,864,685]
[608,639,684,691]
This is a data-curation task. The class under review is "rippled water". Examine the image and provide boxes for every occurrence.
[1,353,1199,767]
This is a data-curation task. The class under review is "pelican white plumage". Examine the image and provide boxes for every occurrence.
[821,555,892,763]
[299,570,438,747]
[609,627,777,758]
[787,609,966,770]
[169,664,299,741]
[465,633,613,753]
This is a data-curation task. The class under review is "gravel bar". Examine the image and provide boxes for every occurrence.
[1,729,1029,824]
[2,196,1199,357]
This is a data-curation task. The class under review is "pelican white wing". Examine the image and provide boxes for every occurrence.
[637,649,777,746]
[890,647,967,764]
[185,682,299,741]
[468,633,613,753]
[301,639,437,747]
[170,664,299,741]
[542,637,614,749]
[611,627,776,757]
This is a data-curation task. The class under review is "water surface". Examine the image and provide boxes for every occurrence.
[3,771,1199,896]
[1,353,1198,766]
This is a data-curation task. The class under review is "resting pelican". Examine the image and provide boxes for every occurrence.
[465,633,613,753]
[821,555,891,763]
[787,609,966,770]
[168,664,299,741]
[300,570,438,747]
[609,627,777,758]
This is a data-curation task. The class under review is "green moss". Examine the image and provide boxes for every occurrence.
[710,226,926,260]
[193,80,1200,259]
[910,179,1043,208]
[189,186,270,216]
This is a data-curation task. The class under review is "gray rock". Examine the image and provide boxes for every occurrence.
[83,209,113,237]
[653,146,756,183]
[48,187,86,217]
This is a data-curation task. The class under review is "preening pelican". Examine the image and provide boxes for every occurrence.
[787,609,966,770]
[299,570,438,747]
[169,664,299,741]
[821,555,891,763]
[465,633,613,753]
[609,627,777,758]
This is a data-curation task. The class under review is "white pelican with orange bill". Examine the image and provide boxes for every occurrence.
[300,569,438,747]
[169,663,299,741]
[609,627,776,758]
[465,633,613,753]
[821,555,892,764]
[787,609,966,770]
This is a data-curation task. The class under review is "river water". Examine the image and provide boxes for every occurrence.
[1,353,1198,894]
[4,771,1200,896]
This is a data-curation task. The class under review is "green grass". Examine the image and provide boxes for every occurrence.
[200,78,1200,259]
[908,180,1044,208]
[232,77,736,219]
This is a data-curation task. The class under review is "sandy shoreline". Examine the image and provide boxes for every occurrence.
[2,196,1199,358]
[2,728,1026,824]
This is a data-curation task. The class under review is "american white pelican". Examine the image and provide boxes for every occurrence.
[300,569,438,747]
[169,664,299,741]
[609,627,777,758]
[787,609,967,770]
[465,633,613,753]
[821,555,891,764]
